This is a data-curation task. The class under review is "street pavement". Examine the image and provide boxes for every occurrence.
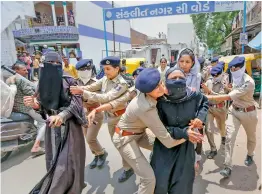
[1,109,261,194]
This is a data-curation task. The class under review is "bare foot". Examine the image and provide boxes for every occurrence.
[195,161,200,177]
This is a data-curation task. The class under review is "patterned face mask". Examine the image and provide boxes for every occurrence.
[231,66,245,86]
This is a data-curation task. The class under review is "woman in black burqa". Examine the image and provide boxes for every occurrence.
[28,51,87,194]
[150,67,209,194]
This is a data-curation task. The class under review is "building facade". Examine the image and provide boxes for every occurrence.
[12,1,131,66]
[1,1,35,66]
[131,28,148,46]
[221,1,261,55]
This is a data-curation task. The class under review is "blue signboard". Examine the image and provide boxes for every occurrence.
[102,1,244,57]
[104,1,244,21]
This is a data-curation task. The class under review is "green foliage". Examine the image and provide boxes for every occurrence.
[191,11,238,52]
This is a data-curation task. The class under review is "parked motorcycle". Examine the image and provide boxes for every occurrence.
[1,65,38,162]
[1,113,38,162]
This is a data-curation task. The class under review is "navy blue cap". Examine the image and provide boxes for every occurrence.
[132,67,145,77]
[217,61,225,68]
[211,64,223,76]
[228,56,245,68]
[198,57,205,64]
[135,68,160,93]
[76,59,92,70]
[211,57,219,63]
[100,56,120,67]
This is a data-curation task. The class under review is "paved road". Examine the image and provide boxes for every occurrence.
[1,109,261,194]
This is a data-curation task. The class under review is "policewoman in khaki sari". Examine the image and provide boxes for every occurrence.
[206,56,258,178]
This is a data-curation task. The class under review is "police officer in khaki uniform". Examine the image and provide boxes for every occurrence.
[206,56,258,178]
[86,67,145,127]
[112,68,203,194]
[202,56,219,82]
[201,62,230,159]
[75,59,107,169]
[70,56,134,182]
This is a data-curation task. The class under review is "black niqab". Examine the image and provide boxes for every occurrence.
[39,63,64,110]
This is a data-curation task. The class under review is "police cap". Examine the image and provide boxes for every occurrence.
[228,56,245,69]
[76,59,92,70]
[135,68,160,93]
[211,57,219,63]
[100,56,120,67]
[211,64,223,76]
[132,67,145,77]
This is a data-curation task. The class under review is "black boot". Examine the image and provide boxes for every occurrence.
[220,167,231,178]
[118,169,134,183]
[244,155,254,166]
[89,156,98,169]
[207,150,217,159]
[221,137,226,145]
[97,151,108,169]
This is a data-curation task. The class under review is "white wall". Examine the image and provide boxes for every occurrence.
[75,1,131,66]
[167,23,195,47]
[78,36,130,67]
[1,23,17,66]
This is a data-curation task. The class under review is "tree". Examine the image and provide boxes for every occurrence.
[191,11,238,52]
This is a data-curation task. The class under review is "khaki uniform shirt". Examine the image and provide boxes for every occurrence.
[77,78,100,110]
[83,74,128,115]
[109,86,137,109]
[202,65,212,82]
[229,73,256,108]
[206,73,229,105]
[115,93,185,149]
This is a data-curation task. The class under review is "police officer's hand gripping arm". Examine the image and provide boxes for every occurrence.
[87,87,136,127]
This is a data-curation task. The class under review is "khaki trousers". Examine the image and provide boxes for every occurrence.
[116,129,155,194]
[108,115,131,170]
[224,106,258,169]
[205,106,227,151]
[83,111,104,156]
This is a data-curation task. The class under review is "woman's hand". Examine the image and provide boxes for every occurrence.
[201,83,210,94]
[23,96,40,109]
[189,118,203,129]
[223,83,232,92]
[87,109,97,128]
[187,127,204,144]
[49,115,63,128]
[70,86,84,95]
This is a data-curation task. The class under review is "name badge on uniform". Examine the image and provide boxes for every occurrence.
[114,84,123,91]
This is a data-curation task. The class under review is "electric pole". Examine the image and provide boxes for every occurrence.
[112,1,116,54]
